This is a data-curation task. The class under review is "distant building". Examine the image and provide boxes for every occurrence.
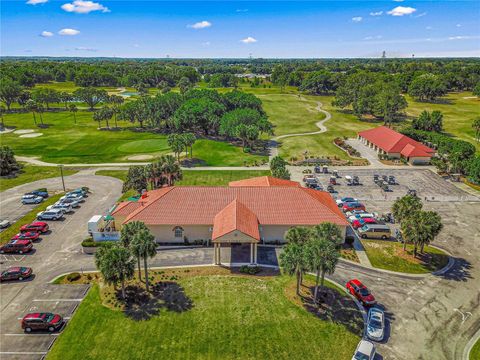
[358,126,435,165]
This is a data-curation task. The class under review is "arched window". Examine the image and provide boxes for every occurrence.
[173,226,184,238]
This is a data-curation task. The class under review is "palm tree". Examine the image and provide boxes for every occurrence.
[284,226,311,286]
[120,221,148,280]
[69,104,78,124]
[160,154,182,186]
[0,105,5,129]
[95,244,135,300]
[93,109,103,128]
[36,103,45,125]
[472,117,480,142]
[60,91,73,110]
[131,228,157,292]
[392,194,423,250]
[418,210,443,254]
[280,242,308,296]
[306,223,341,303]
[182,133,196,158]
[26,100,37,125]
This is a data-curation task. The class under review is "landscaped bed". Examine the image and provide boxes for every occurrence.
[361,240,449,274]
[48,267,362,360]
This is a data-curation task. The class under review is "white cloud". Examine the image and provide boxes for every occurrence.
[61,1,110,14]
[352,16,363,22]
[75,46,98,51]
[426,26,433,30]
[393,0,404,2]
[58,28,80,35]
[363,35,383,40]
[241,36,257,44]
[387,6,417,16]
[448,35,473,40]
[26,0,48,5]
[201,41,211,46]
[415,12,427,18]
[456,23,462,27]
[40,31,53,37]
[370,11,383,16]
[236,9,248,13]
[187,21,212,29]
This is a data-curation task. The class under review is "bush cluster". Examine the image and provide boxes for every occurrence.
[239,265,261,275]
[66,272,81,282]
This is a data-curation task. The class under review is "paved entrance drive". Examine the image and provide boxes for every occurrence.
[345,138,385,167]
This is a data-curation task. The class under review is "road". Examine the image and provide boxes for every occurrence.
[1,172,479,360]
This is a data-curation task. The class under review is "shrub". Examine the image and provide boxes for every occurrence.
[66,272,81,282]
[81,239,113,248]
[345,236,355,245]
[239,265,261,275]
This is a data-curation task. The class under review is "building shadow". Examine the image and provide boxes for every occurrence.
[122,281,193,321]
[257,246,280,266]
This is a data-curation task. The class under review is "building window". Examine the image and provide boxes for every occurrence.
[174,226,184,238]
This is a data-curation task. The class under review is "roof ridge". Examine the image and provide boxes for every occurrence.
[122,187,175,224]
[300,188,347,224]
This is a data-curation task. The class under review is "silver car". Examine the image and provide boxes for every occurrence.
[37,209,63,221]
[22,194,43,204]
[352,339,376,360]
[59,198,80,208]
[366,307,385,341]
[47,203,73,214]
[0,219,10,229]
[63,193,85,202]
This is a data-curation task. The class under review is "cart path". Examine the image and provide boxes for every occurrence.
[269,96,331,160]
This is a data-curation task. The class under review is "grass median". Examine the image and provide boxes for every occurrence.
[0,193,64,245]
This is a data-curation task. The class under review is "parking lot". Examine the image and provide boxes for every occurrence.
[292,168,479,202]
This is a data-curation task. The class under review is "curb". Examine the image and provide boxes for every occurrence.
[464,328,480,360]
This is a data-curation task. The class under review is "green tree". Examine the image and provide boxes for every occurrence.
[0,145,21,176]
[36,103,45,125]
[25,99,37,125]
[408,73,447,102]
[279,241,308,296]
[95,244,135,300]
[31,88,60,109]
[270,155,291,180]
[392,194,423,251]
[472,82,480,97]
[0,105,5,129]
[123,166,148,193]
[69,104,78,124]
[120,221,149,280]
[182,132,196,158]
[0,78,23,110]
[167,134,185,161]
[467,156,480,184]
[177,77,192,94]
[159,154,182,186]
[401,210,442,257]
[108,95,124,128]
[173,97,225,135]
[472,117,480,142]
[306,223,341,303]
[131,228,157,292]
[59,91,73,110]
[373,82,408,126]
[73,87,108,110]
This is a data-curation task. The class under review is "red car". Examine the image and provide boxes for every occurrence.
[20,222,49,234]
[352,217,377,229]
[346,279,376,306]
[0,240,33,254]
[11,231,40,242]
[342,202,366,213]
[21,313,63,333]
[1,267,33,282]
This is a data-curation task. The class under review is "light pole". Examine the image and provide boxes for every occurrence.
[58,165,66,192]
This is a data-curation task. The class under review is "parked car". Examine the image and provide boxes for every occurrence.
[336,197,358,207]
[366,307,385,341]
[20,222,49,234]
[21,195,43,205]
[21,313,63,333]
[25,189,49,198]
[352,217,377,229]
[37,209,63,221]
[61,193,85,203]
[346,279,376,306]
[0,267,33,282]
[345,209,366,217]
[47,203,73,214]
[58,198,80,208]
[342,202,366,213]
[358,224,391,240]
[11,231,40,242]
[0,219,10,229]
[0,240,33,254]
[69,188,87,197]
[352,339,376,360]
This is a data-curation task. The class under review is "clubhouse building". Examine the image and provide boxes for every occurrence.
[110,176,348,264]
[358,126,435,165]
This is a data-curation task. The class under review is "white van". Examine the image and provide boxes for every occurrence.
[358,224,391,240]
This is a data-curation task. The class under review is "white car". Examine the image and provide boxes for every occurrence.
[37,209,63,221]
[22,194,44,205]
[366,307,385,342]
[61,193,85,202]
[58,198,80,208]
[352,339,376,360]
[0,219,10,229]
[47,203,73,214]
[336,197,358,207]
[348,213,377,223]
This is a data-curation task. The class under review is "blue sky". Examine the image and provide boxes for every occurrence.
[1,0,479,58]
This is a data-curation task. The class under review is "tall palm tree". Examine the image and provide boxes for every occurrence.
[120,221,148,280]
[26,100,37,125]
[131,228,157,292]
[160,154,182,186]
[36,103,45,125]
[284,226,311,287]
[280,242,308,296]
[95,244,135,300]
[69,104,78,124]
[418,210,443,254]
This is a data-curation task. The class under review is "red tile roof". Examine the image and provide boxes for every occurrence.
[358,126,434,158]
[212,199,260,241]
[229,176,300,187]
[122,186,348,227]
[111,201,142,217]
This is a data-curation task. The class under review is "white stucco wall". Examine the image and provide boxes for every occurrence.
[149,224,212,243]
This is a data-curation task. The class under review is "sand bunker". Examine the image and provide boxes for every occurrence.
[19,133,43,138]
[127,154,154,161]
[0,128,15,134]
[14,129,35,134]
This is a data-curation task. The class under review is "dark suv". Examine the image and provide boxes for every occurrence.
[0,267,33,281]
[21,313,63,332]
[0,240,33,254]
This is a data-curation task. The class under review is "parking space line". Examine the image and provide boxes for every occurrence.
[0,352,47,355]
[3,333,59,337]
[32,299,83,302]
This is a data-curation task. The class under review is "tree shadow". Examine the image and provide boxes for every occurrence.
[302,286,364,336]
[433,257,472,282]
[121,281,193,321]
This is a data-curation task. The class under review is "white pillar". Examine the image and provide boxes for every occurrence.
[214,243,217,265]
[254,243,258,264]
[250,243,254,264]
[218,244,221,265]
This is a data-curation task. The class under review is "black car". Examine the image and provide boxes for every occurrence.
[25,189,49,199]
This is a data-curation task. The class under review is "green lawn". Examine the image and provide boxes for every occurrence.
[470,338,480,360]
[0,163,76,192]
[361,240,450,274]
[1,110,265,166]
[404,92,480,151]
[47,269,360,360]
[0,193,64,245]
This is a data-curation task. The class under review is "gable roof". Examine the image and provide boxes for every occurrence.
[358,126,434,157]
[212,199,260,240]
[122,186,348,227]
[229,176,300,187]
